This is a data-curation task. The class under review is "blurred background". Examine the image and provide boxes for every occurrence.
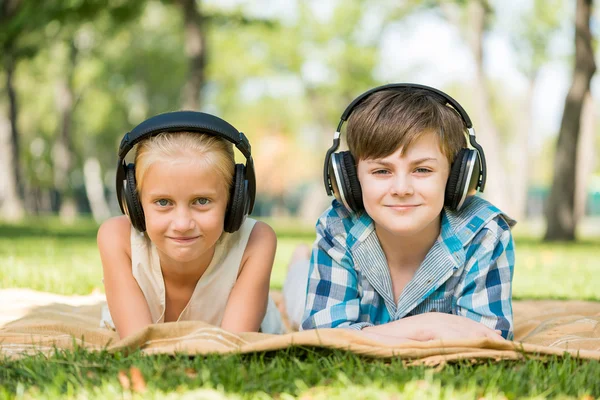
[1,0,599,243]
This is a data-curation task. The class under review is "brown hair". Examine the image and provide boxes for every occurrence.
[135,132,235,198]
[346,87,467,163]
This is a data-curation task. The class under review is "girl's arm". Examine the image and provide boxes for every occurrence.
[97,216,153,339]
[220,221,277,332]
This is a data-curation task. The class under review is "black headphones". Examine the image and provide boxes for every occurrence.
[323,83,487,213]
[116,111,256,233]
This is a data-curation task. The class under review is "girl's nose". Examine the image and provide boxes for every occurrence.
[172,207,195,231]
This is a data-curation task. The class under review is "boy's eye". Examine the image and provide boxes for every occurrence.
[194,198,210,206]
[155,199,171,207]
[414,167,432,174]
[373,169,390,175]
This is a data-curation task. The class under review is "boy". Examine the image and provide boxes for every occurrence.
[297,84,515,341]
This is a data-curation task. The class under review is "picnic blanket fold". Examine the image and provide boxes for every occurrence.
[2,289,600,365]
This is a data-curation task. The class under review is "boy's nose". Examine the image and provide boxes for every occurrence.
[390,174,414,196]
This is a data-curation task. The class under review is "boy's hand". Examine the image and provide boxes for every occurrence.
[362,312,504,342]
[395,312,505,341]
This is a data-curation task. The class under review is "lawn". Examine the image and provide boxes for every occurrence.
[1,217,599,399]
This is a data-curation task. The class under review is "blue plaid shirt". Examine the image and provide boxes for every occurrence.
[300,196,516,340]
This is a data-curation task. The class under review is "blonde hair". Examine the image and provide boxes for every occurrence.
[347,88,467,164]
[135,132,235,197]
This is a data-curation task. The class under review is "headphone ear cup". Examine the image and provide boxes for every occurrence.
[445,149,473,211]
[224,163,248,233]
[337,151,363,212]
[124,164,146,232]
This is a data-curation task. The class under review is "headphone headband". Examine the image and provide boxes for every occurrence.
[118,111,252,160]
[338,83,473,129]
[116,111,256,215]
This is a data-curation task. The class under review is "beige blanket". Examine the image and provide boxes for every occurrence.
[2,289,600,365]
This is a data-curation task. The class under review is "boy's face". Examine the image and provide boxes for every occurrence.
[356,131,450,238]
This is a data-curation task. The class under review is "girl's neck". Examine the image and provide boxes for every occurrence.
[375,215,441,270]
[158,246,216,287]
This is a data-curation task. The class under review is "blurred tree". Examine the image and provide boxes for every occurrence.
[438,0,510,215]
[174,0,205,110]
[511,0,563,221]
[0,0,144,221]
[544,0,596,241]
[0,0,26,220]
[575,93,596,222]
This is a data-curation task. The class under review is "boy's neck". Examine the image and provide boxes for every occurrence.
[375,214,442,270]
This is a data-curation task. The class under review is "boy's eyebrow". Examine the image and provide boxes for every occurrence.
[409,157,439,165]
[365,157,439,166]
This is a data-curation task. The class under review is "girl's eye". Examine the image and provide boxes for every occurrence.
[155,199,171,207]
[194,198,210,206]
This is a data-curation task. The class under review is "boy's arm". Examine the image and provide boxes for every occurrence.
[300,218,374,331]
[455,216,515,339]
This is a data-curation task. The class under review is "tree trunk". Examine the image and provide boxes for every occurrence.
[0,53,25,221]
[83,157,111,223]
[544,0,596,241]
[0,111,25,220]
[53,40,79,223]
[574,92,596,223]
[178,0,205,110]
[465,0,510,214]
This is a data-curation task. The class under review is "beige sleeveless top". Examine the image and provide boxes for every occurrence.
[101,218,283,334]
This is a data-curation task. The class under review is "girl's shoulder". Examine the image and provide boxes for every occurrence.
[240,220,276,264]
[97,215,132,258]
[245,220,276,249]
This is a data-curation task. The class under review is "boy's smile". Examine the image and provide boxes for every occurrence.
[356,131,450,239]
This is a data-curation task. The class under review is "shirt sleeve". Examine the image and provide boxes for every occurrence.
[455,216,515,340]
[300,213,374,331]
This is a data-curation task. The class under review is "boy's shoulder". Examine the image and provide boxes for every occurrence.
[443,196,516,248]
[316,200,374,246]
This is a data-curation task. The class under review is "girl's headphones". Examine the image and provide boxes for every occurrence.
[116,111,256,233]
[323,83,488,212]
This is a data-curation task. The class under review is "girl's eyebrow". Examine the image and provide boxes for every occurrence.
[146,191,217,198]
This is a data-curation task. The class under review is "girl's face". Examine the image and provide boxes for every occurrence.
[139,157,230,265]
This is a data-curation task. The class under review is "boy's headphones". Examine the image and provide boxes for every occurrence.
[116,111,256,233]
[323,83,488,212]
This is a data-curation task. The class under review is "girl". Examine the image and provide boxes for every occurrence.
[97,111,283,339]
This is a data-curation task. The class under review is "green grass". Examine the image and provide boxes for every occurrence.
[1,217,600,398]
[1,347,599,399]
[1,217,599,299]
